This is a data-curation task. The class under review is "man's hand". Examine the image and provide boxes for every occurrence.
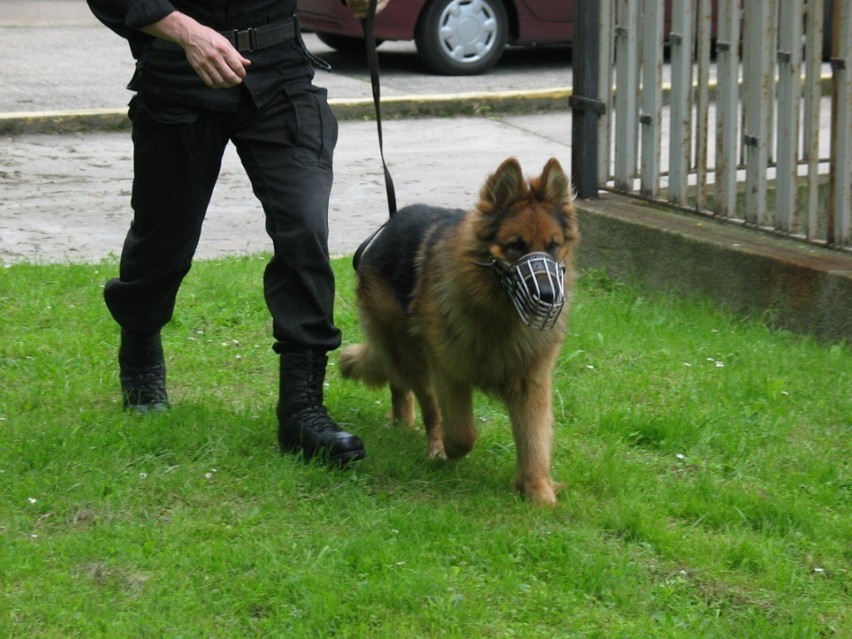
[344,0,390,20]
[142,12,251,89]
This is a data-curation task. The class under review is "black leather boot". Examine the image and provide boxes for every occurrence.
[119,329,169,414]
[277,353,365,466]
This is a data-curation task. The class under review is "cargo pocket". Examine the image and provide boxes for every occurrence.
[286,81,338,169]
[129,96,202,208]
[133,94,199,126]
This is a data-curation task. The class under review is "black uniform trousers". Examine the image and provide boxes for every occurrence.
[103,77,343,354]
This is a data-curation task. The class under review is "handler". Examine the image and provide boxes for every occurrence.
[87,0,388,466]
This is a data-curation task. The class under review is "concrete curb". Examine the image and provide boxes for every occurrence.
[4,74,831,135]
[330,88,572,120]
[0,108,131,136]
[0,88,571,135]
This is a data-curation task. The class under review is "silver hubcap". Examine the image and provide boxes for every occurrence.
[437,0,499,64]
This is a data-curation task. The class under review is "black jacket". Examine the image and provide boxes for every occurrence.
[87,0,313,111]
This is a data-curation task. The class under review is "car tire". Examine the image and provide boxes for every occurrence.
[315,32,383,54]
[415,0,510,75]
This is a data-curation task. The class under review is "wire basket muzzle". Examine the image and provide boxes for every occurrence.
[500,252,566,330]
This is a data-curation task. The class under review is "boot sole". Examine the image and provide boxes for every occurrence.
[279,440,366,467]
[123,402,170,414]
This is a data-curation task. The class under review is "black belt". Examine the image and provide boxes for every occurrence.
[151,16,297,53]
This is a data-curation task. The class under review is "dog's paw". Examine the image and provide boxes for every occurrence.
[442,435,475,460]
[427,439,447,460]
[517,476,561,507]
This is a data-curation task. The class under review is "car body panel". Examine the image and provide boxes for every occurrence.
[299,2,832,73]
[298,0,424,41]
[297,0,571,45]
[516,0,570,26]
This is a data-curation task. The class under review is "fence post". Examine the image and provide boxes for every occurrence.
[639,0,664,198]
[614,0,639,191]
[803,0,824,239]
[776,0,803,235]
[716,0,741,219]
[829,0,852,247]
[668,0,694,206]
[695,0,713,209]
[570,0,604,199]
[743,0,777,227]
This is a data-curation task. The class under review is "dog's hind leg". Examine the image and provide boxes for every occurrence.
[390,384,415,428]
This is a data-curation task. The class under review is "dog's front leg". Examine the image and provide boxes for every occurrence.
[507,381,558,507]
[415,386,445,460]
[435,379,477,459]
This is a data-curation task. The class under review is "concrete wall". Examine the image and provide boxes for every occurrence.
[574,193,852,343]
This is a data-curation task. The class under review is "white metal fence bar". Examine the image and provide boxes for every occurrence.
[715,0,741,219]
[776,0,803,235]
[803,0,824,239]
[742,0,775,226]
[639,0,664,197]
[614,0,639,190]
[597,0,614,187]
[829,0,851,246]
[695,0,713,210]
[668,0,694,206]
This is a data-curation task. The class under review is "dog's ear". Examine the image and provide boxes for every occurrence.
[532,158,571,205]
[481,157,526,209]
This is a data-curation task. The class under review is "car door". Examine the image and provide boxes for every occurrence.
[514,0,572,43]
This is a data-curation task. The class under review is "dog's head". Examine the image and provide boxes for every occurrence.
[472,157,578,329]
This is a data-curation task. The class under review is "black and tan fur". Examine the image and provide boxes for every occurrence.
[340,157,578,506]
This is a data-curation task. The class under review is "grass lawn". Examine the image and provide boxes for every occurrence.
[1,256,849,638]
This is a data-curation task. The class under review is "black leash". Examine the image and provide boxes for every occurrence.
[353,0,396,270]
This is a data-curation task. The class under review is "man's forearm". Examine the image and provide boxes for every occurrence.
[140,10,204,47]
[140,10,252,89]
[88,0,177,33]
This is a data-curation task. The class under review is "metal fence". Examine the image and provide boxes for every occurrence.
[570,0,851,251]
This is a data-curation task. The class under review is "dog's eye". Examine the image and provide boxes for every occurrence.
[548,241,561,255]
[506,240,527,255]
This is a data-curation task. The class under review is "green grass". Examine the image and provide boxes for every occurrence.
[1,256,849,638]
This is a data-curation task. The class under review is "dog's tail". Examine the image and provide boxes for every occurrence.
[339,344,389,388]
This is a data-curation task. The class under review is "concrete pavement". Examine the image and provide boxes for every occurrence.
[1,114,572,263]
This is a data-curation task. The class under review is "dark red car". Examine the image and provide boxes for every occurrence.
[297,0,571,75]
[299,0,834,75]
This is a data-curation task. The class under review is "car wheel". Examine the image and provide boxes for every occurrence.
[315,32,383,54]
[415,0,510,75]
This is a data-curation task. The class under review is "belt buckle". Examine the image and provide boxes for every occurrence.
[234,27,255,52]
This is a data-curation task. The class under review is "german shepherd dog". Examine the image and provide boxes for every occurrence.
[340,158,578,506]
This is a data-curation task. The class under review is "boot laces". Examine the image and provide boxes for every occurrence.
[295,404,340,434]
[122,364,167,404]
